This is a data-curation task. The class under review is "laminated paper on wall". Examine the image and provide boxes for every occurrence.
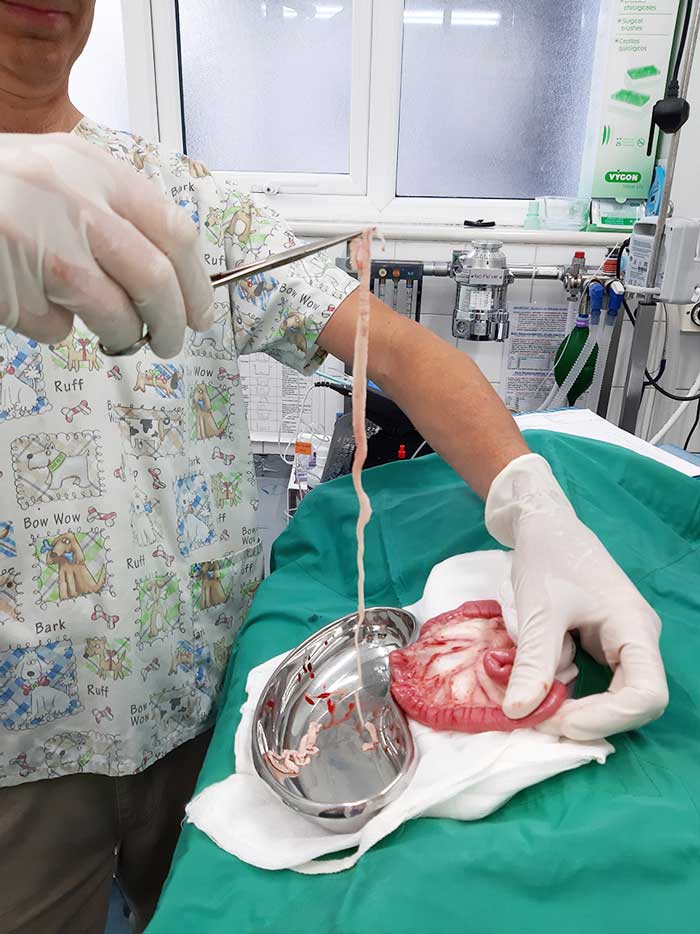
[500,304,570,413]
[239,354,344,444]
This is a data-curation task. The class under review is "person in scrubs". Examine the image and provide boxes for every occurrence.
[0,2,667,931]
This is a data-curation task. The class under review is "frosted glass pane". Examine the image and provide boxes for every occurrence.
[179,0,353,173]
[69,0,130,132]
[398,0,603,199]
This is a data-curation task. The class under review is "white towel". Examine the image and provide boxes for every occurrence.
[186,551,613,874]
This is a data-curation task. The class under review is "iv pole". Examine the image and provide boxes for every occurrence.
[619,0,700,434]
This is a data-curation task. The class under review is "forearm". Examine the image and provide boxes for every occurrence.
[319,292,529,499]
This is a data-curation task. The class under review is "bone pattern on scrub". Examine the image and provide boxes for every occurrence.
[389,600,567,733]
[0,115,358,788]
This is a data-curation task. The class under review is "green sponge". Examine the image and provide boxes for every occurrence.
[611,88,651,107]
[626,65,660,81]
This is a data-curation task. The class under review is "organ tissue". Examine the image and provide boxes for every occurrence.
[390,600,566,733]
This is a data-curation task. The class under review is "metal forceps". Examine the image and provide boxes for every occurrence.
[99,230,366,356]
[209,229,366,289]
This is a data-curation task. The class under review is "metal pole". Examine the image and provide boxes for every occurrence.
[650,0,699,289]
[620,301,657,429]
[511,266,563,281]
[619,0,700,433]
[596,310,624,418]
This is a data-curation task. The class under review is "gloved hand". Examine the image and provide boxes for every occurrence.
[485,453,669,741]
[0,133,215,357]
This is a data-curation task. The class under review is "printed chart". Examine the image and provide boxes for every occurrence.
[239,353,345,443]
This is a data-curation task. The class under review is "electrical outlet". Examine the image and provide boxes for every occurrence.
[680,303,700,333]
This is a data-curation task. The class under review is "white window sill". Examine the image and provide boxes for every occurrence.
[289,220,623,247]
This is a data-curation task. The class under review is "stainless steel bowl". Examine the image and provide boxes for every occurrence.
[251,607,418,833]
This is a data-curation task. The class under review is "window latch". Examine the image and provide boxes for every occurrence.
[251,184,281,196]
[464,219,497,228]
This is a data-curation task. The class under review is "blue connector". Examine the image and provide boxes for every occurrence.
[589,282,605,326]
[607,283,624,317]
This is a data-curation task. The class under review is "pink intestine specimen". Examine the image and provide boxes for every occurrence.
[390,600,567,733]
[349,229,377,752]
[266,720,321,777]
[270,229,380,779]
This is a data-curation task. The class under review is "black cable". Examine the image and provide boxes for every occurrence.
[652,302,669,380]
[315,381,351,397]
[623,298,700,401]
[622,301,663,386]
[645,358,668,386]
[673,0,694,83]
[644,3,692,157]
[619,245,668,384]
[684,399,700,450]
[647,377,700,402]
[623,301,636,327]
[616,239,631,281]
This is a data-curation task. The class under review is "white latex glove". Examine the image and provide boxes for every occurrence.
[485,453,669,741]
[0,133,215,357]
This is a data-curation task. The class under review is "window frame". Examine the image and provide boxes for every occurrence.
[148,0,374,196]
[124,0,607,229]
[120,0,160,141]
[363,0,531,226]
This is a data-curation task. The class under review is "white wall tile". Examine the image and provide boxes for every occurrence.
[420,313,456,344]
[417,277,457,317]
[671,334,700,389]
[456,338,506,383]
[497,244,538,266]
[670,54,700,218]
[374,240,398,261]
[533,245,607,268]
[392,240,458,261]
[508,280,536,305]
[526,280,571,307]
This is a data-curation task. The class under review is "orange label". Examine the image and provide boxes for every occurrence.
[295,441,313,456]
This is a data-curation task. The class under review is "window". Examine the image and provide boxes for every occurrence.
[178,1,354,174]
[397,0,603,199]
[128,0,621,224]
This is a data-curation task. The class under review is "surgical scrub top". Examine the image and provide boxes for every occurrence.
[0,116,358,788]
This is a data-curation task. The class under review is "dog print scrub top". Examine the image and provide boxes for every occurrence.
[0,117,358,787]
